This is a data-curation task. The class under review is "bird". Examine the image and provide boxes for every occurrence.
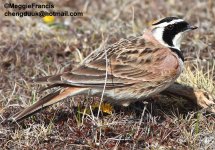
[10,17,198,122]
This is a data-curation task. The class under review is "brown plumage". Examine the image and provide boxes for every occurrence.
[10,17,198,121]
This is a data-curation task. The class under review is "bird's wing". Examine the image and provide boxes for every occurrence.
[35,37,179,88]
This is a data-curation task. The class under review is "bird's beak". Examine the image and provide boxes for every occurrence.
[187,25,198,30]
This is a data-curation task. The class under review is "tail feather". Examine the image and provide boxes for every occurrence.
[10,87,86,122]
[38,84,71,93]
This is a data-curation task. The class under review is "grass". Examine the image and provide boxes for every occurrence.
[0,0,215,149]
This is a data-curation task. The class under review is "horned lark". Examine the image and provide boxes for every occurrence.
[11,17,197,121]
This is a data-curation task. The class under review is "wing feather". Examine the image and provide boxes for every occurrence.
[34,36,179,88]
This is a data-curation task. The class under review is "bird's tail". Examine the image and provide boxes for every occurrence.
[10,87,86,122]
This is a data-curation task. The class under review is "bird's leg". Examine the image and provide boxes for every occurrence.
[161,82,215,113]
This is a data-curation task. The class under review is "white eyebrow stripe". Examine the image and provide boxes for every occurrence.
[153,19,184,28]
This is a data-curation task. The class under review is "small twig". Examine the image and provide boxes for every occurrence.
[75,48,84,62]
[96,37,109,119]
[135,103,147,137]
[6,83,17,105]
[132,102,147,150]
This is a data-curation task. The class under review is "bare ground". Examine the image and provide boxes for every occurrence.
[0,0,215,149]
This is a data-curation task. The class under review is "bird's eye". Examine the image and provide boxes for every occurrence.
[167,25,174,30]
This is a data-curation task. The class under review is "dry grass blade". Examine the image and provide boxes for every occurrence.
[0,0,215,149]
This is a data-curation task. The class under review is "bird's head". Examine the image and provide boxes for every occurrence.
[151,17,197,50]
